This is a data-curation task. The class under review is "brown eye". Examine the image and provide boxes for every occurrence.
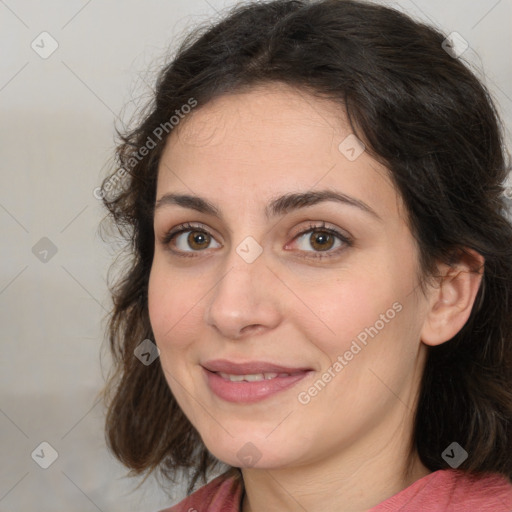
[309,231,335,251]
[187,230,211,250]
[163,223,221,254]
[288,223,352,259]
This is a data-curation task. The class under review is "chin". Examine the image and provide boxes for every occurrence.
[203,431,299,470]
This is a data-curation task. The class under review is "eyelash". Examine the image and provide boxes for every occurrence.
[161,221,353,259]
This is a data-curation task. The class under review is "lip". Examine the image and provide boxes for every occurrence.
[201,359,313,403]
[202,359,312,375]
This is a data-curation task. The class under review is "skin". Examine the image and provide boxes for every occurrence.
[148,83,484,511]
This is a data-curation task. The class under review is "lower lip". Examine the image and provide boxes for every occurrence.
[203,368,311,403]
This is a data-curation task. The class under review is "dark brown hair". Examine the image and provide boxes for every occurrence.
[100,0,512,494]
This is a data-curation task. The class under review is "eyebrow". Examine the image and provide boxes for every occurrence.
[154,190,382,221]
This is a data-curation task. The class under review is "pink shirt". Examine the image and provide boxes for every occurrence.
[160,469,512,511]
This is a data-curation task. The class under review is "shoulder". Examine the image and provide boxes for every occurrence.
[158,471,243,512]
[371,469,512,512]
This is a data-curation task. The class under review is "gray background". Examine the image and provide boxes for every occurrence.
[1,0,511,510]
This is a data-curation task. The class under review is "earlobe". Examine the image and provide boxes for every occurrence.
[421,249,485,347]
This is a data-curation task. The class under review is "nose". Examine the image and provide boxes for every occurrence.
[203,243,282,340]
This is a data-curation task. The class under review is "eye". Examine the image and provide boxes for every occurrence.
[161,221,352,259]
[162,222,221,255]
[287,222,352,258]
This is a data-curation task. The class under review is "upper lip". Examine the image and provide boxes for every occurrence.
[202,359,312,375]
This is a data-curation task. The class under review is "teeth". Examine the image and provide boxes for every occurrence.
[218,372,285,382]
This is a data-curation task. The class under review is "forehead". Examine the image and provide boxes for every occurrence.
[156,83,403,221]
[167,83,345,158]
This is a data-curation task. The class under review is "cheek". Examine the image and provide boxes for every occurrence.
[147,260,204,418]
[147,258,204,350]
[295,261,419,382]
[296,272,397,356]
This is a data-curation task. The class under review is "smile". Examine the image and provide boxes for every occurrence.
[202,362,312,403]
[217,371,301,382]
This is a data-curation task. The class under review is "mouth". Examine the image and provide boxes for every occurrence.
[216,371,304,382]
[201,359,313,403]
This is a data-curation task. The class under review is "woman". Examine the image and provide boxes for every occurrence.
[100,0,512,510]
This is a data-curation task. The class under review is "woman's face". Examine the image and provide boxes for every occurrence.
[148,83,431,471]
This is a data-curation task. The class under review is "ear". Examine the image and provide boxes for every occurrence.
[421,248,485,347]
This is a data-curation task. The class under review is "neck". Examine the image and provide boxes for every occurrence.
[240,412,431,512]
